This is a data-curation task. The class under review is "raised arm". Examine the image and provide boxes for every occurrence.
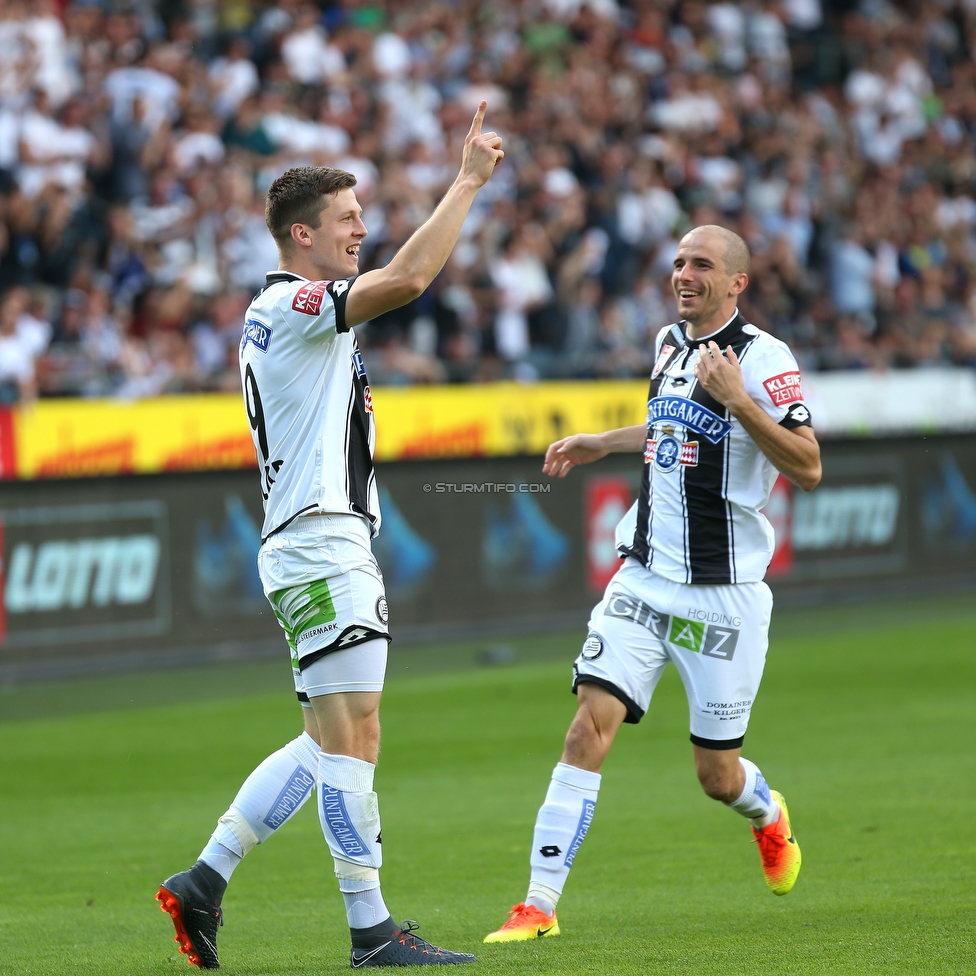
[543,425,646,478]
[344,102,504,327]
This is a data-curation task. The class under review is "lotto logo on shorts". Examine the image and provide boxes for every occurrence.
[292,281,329,316]
[668,615,739,660]
[763,371,803,405]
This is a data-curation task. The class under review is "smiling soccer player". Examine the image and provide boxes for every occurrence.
[485,225,820,943]
[157,103,503,970]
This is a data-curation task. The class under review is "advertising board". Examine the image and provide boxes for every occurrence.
[1,435,974,680]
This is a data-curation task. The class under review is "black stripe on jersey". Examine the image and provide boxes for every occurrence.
[682,379,733,583]
[620,327,683,566]
[625,461,653,566]
[681,314,758,584]
[345,349,375,525]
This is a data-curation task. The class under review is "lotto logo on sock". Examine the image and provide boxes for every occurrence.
[564,800,596,867]
[263,766,315,829]
[321,787,369,858]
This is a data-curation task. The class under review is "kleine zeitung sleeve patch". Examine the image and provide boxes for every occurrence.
[762,371,803,405]
[292,281,330,315]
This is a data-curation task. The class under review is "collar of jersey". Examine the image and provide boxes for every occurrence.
[265,271,307,285]
[680,309,741,348]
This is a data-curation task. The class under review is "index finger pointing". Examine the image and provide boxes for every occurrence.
[468,100,487,136]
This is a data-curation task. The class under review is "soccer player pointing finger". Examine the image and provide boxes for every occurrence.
[487,225,821,943]
[157,103,502,970]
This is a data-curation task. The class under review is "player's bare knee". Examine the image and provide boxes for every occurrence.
[696,766,739,802]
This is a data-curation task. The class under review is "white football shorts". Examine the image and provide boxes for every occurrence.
[257,514,390,702]
[575,557,773,747]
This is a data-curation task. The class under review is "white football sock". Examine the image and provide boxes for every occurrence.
[526,762,601,914]
[727,757,780,828]
[340,883,390,929]
[317,752,388,930]
[199,732,319,882]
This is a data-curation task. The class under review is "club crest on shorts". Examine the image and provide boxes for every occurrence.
[375,595,389,624]
[581,632,604,660]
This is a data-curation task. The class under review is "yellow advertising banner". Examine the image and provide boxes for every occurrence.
[371,381,648,461]
[12,395,256,479]
[9,381,649,479]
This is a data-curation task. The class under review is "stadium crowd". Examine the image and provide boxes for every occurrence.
[1,0,976,401]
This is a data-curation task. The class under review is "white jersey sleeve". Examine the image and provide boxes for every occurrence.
[742,338,813,429]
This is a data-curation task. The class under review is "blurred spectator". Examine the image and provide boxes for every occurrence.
[0,286,43,401]
[3,0,976,400]
[209,37,260,121]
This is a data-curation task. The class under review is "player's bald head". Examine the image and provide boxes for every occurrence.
[680,225,750,276]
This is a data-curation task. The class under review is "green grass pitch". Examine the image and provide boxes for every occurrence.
[1,594,974,975]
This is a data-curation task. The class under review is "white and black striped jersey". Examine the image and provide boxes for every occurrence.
[617,312,812,585]
[239,271,379,543]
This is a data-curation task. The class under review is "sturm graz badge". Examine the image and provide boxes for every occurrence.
[581,633,604,660]
[375,596,389,624]
[654,434,682,472]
